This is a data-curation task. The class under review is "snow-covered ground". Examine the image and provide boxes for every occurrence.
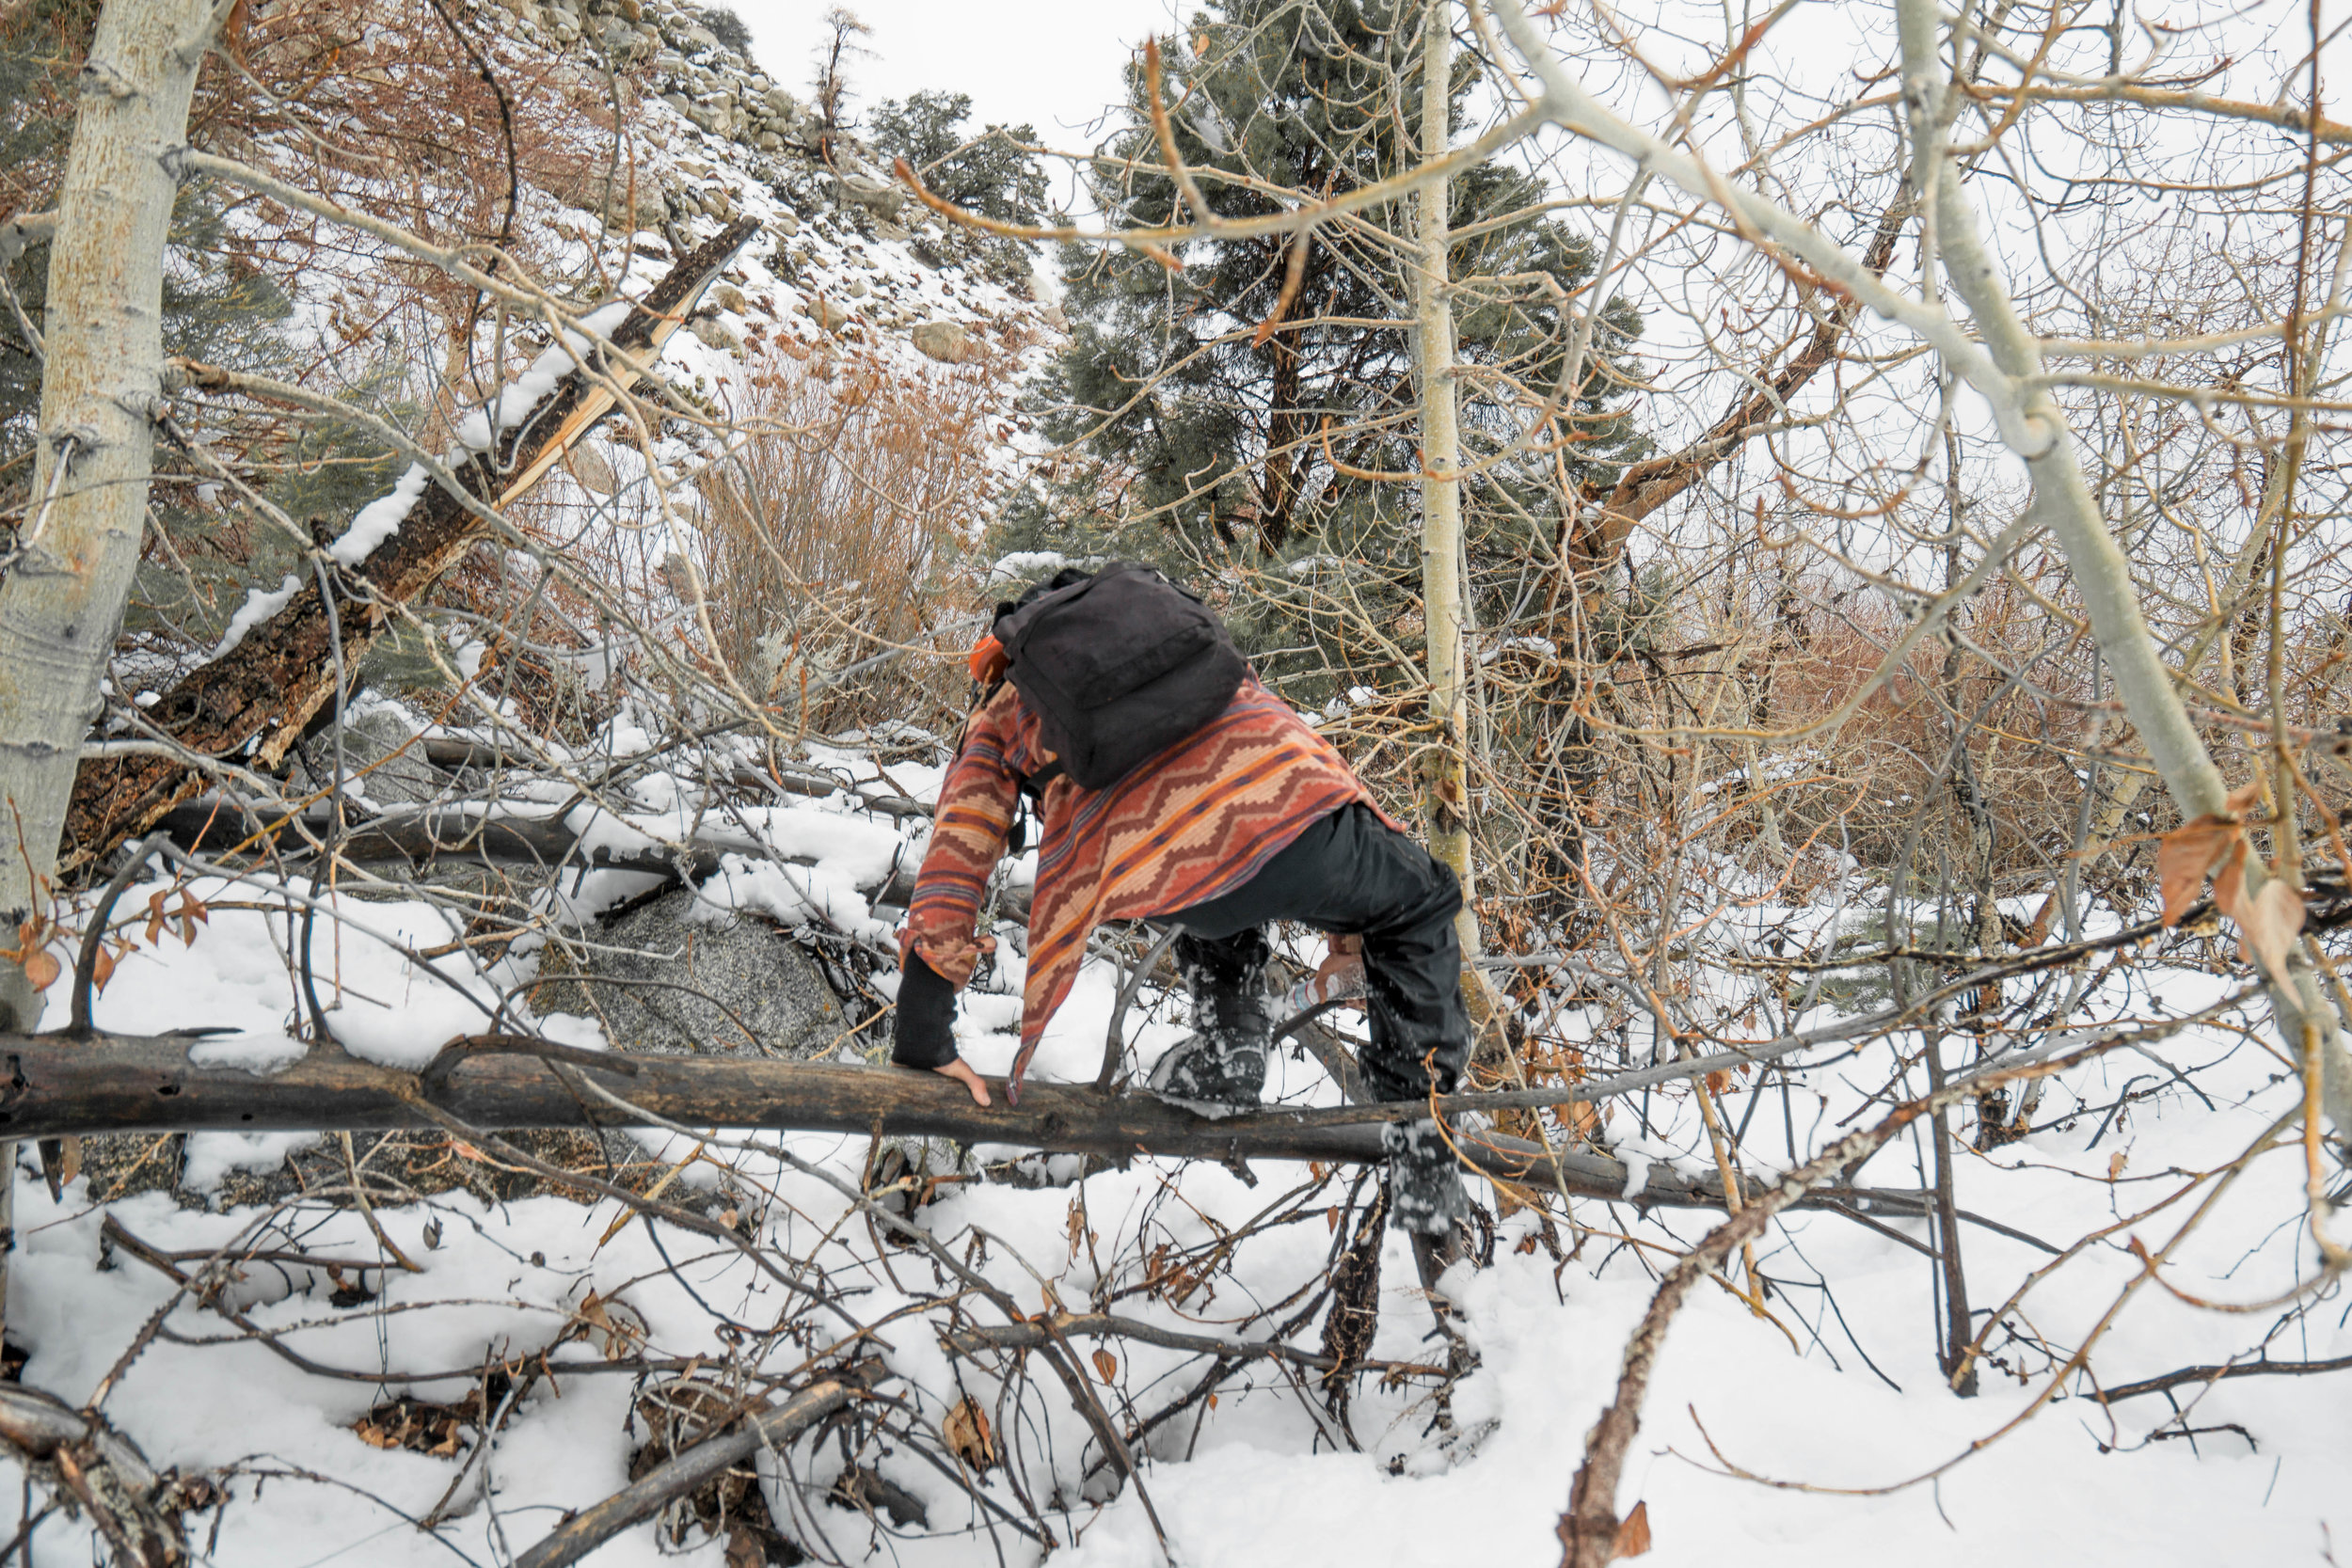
[7,741,2344,1567]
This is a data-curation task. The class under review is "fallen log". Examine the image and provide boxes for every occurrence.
[61,218,763,876]
[0,1030,1929,1216]
[148,801,959,911]
[419,738,933,818]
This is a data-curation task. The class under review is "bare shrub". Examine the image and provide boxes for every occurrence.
[688,339,1020,731]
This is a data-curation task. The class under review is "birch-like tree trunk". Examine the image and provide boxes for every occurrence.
[1486,0,2352,1142]
[0,0,224,1032]
[1411,0,1480,951]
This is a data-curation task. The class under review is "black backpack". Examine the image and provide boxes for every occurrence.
[992,562,1248,791]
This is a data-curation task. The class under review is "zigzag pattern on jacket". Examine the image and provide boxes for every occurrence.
[903,674,1385,1085]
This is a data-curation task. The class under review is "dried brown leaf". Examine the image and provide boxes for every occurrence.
[1090,1348,1118,1384]
[2156,816,2240,927]
[1613,1499,1653,1558]
[2237,875,2307,984]
[21,947,59,990]
[944,1397,995,1470]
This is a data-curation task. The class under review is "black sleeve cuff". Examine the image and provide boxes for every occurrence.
[891,952,960,1069]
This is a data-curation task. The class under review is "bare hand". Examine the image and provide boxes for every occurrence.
[934,1057,993,1107]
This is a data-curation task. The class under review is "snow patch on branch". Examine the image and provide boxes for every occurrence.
[455,301,636,452]
[211,574,302,658]
[331,463,431,567]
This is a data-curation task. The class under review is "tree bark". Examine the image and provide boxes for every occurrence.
[0,1028,1931,1217]
[0,1382,185,1565]
[512,1380,853,1568]
[1412,0,1474,909]
[0,0,226,1031]
[58,217,761,879]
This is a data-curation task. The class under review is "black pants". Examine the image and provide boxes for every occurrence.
[1166,803,1468,1102]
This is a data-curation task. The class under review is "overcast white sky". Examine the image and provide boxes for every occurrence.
[730,0,1183,152]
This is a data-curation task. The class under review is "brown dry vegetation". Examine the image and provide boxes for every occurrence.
[684,339,1024,733]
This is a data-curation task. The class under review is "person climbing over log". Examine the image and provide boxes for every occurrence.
[889,562,1473,1234]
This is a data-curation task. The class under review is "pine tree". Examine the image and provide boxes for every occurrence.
[869,90,1048,227]
[1005,0,1646,690]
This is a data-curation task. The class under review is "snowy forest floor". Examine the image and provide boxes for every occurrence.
[1,738,2344,1567]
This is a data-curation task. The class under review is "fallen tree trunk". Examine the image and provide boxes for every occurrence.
[150,800,978,913]
[0,1029,1927,1216]
[59,218,762,877]
[419,738,934,819]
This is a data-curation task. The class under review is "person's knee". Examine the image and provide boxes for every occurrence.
[1359,829,1461,938]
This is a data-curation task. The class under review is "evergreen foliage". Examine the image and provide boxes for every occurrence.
[999,0,1648,696]
[868,89,1050,227]
[701,5,754,57]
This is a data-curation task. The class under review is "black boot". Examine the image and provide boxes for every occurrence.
[1146,931,1273,1116]
[1383,1118,1470,1234]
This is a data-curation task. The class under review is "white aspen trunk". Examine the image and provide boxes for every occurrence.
[1412,1,1479,945]
[1411,2,1514,1072]
[1890,0,2352,1137]
[1487,0,2352,1136]
[0,0,222,1034]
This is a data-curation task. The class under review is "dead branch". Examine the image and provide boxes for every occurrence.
[0,1384,184,1566]
[511,1379,855,1568]
[60,218,762,876]
[2088,1352,2352,1404]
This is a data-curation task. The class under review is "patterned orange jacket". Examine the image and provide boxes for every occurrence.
[902,674,1380,1088]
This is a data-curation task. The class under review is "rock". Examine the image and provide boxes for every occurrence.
[773,209,799,237]
[330,707,449,806]
[806,295,850,332]
[845,277,869,298]
[679,21,718,51]
[529,891,848,1058]
[755,132,782,153]
[909,321,973,364]
[764,85,798,118]
[689,315,741,353]
[840,175,905,220]
[567,442,619,495]
[872,220,912,242]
